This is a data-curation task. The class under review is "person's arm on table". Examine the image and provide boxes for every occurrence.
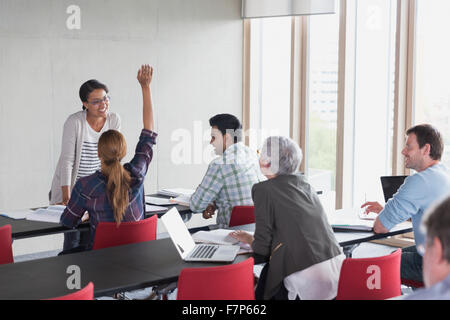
[190,163,223,219]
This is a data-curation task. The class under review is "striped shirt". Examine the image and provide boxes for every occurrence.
[76,122,110,181]
[60,129,157,249]
[190,142,265,227]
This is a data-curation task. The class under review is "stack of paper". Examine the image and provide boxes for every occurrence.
[169,194,191,207]
[192,229,239,245]
[145,196,172,206]
[0,209,33,220]
[26,205,66,224]
[328,208,375,231]
[145,204,169,213]
[158,188,195,198]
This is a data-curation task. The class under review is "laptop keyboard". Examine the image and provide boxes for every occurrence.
[190,244,219,259]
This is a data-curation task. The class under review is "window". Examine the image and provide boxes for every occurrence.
[248,17,292,151]
[349,0,397,206]
[414,0,450,167]
[306,7,340,209]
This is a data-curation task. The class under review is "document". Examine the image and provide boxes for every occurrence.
[145,196,172,206]
[26,205,66,224]
[145,204,169,213]
[169,194,191,207]
[192,229,240,245]
[158,188,195,198]
[0,209,33,220]
[328,208,374,231]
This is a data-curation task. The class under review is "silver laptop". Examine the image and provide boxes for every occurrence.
[161,207,240,262]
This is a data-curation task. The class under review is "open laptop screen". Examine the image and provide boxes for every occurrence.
[380,176,408,203]
[160,207,196,259]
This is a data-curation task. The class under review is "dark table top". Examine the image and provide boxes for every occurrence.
[0,237,249,300]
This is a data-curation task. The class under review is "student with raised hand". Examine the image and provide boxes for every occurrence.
[50,79,121,251]
[59,64,157,252]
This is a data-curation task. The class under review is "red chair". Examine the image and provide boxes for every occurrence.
[177,258,255,300]
[48,282,94,300]
[0,225,13,265]
[92,215,157,250]
[229,206,255,227]
[336,249,402,300]
[401,278,425,289]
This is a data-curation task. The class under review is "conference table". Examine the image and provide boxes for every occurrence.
[231,222,413,258]
[0,220,413,299]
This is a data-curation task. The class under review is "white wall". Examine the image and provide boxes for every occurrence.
[0,0,243,210]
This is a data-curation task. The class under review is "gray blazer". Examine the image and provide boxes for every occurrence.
[251,173,342,299]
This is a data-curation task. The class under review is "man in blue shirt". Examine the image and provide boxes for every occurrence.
[404,195,450,299]
[362,124,450,284]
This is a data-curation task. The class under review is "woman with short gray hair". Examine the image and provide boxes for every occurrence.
[259,136,303,176]
[230,136,345,300]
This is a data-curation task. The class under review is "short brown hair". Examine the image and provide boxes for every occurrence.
[423,196,450,262]
[406,124,443,161]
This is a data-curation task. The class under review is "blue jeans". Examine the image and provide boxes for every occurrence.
[401,246,423,283]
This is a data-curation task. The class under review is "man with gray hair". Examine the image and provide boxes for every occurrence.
[403,195,450,299]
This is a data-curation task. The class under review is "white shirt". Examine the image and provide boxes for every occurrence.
[284,253,345,300]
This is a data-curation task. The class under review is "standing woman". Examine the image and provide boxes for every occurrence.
[60,65,156,251]
[50,79,121,250]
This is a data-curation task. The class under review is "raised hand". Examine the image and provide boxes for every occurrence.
[137,64,153,88]
[137,64,154,131]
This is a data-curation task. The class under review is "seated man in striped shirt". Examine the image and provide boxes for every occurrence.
[190,114,265,228]
[60,64,157,251]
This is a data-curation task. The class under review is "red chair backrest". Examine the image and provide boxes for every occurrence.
[92,215,157,250]
[48,282,94,300]
[0,225,13,265]
[177,257,255,300]
[401,278,425,289]
[229,206,255,227]
[336,249,402,300]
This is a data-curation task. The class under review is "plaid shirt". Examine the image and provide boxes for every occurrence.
[60,129,157,249]
[190,142,265,227]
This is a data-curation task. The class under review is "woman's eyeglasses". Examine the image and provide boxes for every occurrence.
[88,95,110,106]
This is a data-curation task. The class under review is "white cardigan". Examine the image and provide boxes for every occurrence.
[50,110,121,204]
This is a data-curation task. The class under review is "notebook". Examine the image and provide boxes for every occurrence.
[329,208,374,231]
[25,205,66,223]
[161,207,240,262]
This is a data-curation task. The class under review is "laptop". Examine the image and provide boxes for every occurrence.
[160,207,240,262]
[380,176,408,203]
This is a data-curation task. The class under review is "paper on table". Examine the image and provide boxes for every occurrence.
[238,242,253,255]
[192,229,240,245]
[26,206,66,224]
[158,188,195,198]
[145,204,169,213]
[0,209,33,220]
[145,196,172,206]
[328,208,374,231]
[169,194,190,207]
